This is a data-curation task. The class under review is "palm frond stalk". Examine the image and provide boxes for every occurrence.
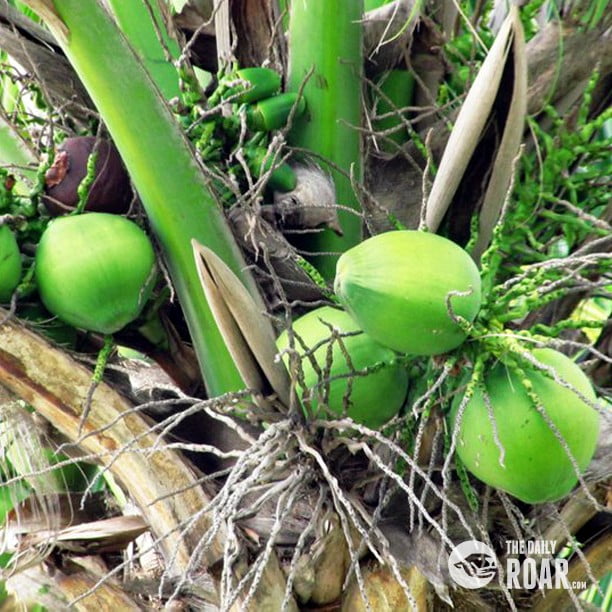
[22,0,265,396]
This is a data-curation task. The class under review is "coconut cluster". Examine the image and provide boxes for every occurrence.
[280,230,600,504]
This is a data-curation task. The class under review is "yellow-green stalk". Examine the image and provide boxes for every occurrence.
[286,0,364,280]
[23,0,263,396]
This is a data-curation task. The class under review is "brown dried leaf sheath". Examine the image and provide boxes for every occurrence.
[0,311,224,571]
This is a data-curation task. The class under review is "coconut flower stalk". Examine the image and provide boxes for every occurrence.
[286,0,364,280]
[21,0,263,396]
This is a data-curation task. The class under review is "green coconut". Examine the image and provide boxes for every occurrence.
[277,306,408,428]
[450,348,601,504]
[334,230,482,356]
[0,225,22,303]
[35,213,157,334]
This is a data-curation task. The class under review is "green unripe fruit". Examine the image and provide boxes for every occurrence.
[0,225,22,302]
[276,306,408,427]
[35,213,157,334]
[245,147,297,192]
[221,67,281,104]
[450,348,601,504]
[334,230,482,356]
[246,92,306,132]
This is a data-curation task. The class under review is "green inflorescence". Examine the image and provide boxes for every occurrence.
[92,334,115,385]
[294,255,339,303]
[427,70,611,508]
[74,149,99,214]
[173,64,305,206]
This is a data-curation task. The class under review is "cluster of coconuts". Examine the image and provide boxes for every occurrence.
[280,230,601,504]
[4,131,601,505]
[1,136,157,336]
[277,231,482,430]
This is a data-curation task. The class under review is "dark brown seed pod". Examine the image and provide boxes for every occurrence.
[43,136,132,215]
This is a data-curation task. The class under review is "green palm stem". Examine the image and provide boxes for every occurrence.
[106,0,181,100]
[286,0,364,281]
[23,0,264,396]
[371,69,415,152]
[364,0,393,8]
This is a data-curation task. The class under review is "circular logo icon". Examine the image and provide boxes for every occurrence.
[448,540,498,589]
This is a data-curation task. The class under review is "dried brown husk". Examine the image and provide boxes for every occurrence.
[341,564,431,611]
[0,313,224,570]
[271,163,342,235]
[228,206,326,307]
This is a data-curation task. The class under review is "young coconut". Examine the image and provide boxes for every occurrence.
[35,213,157,334]
[43,136,132,216]
[0,225,22,302]
[450,348,601,504]
[218,67,281,104]
[334,230,482,356]
[276,306,408,428]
